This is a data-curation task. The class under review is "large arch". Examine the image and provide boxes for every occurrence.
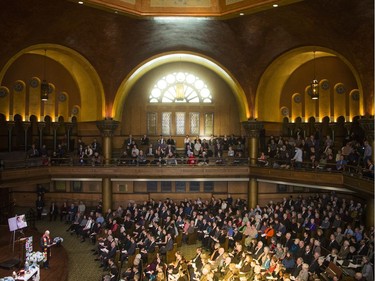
[111,52,250,121]
[255,46,364,122]
[0,44,105,121]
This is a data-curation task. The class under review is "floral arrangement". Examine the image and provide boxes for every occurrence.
[26,251,46,264]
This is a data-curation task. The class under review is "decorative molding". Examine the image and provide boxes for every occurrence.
[293,94,301,104]
[71,106,79,115]
[241,120,264,138]
[58,92,67,102]
[0,87,9,98]
[150,0,211,8]
[29,78,39,88]
[14,81,24,92]
[335,83,346,94]
[96,119,120,137]
[321,80,330,90]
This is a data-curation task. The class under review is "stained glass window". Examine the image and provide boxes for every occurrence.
[204,112,214,136]
[176,112,185,135]
[149,72,212,103]
[147,112,157,135]
[190,112,200,135]
[162,112,171,135]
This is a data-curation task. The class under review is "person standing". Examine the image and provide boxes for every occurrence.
[36,196,44,220]
[40,230,53,269]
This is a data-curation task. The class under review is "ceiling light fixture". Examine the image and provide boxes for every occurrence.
[40,49,49,102]
[309,50,319,100]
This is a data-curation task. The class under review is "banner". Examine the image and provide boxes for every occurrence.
[25,236,33,260]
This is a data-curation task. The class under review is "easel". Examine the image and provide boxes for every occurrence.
[10,228,25,251]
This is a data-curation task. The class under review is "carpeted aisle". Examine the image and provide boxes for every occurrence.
[35,219,103,281]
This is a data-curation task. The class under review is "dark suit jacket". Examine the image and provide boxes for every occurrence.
[165,238,174,251]
[127,242,137,256]
[146,241,156,253]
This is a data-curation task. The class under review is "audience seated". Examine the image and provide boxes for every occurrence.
[48,188,374,281]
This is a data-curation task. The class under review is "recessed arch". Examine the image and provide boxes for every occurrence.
[112,52,250,122]
[0,44,105,121]
[255,46,364,122]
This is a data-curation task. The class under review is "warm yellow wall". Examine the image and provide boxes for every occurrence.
[121,62,242,137]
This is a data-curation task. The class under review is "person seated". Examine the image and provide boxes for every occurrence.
[118,151,129,166]
[336,154,347,171]
[92,151,103,166]
[165,151,177,165]
[140,134,149,146]
[137,150,149,165]
[146,144,154,156]
[257,152,269,166]
[187,151,197,165]
[362,159,374,178]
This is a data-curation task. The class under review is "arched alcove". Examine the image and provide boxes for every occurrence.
[0,44,105,122]
[112,52,249,123]
[256,46,364,122]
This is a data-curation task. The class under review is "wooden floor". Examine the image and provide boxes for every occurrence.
[0,225,68,281]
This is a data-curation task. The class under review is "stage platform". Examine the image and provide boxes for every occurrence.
[0,225,68,281]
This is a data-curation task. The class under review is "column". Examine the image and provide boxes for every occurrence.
[248,178,258,209]
[37,122,46,149]
[96,119,119,212]
[344,122,352,137]
[65,123,74,152]
[52,122,60,151]
[6,121,15,152]
[102,178,112,213]
[242,120,264,208]
[242,120,264,165]
[329,123,337,142]
[287,123,296,138]
[96,119,120,165]
[22,122,31,152]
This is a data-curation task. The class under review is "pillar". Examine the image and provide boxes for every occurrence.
[96,119,119,165]
[6,121,15,152]
[102,178,112,213]
[248,178,258,209]
[329,123,337,142]
[242,120,264,208]
[96,119,119,211]
[22,122,31,152]
[38,122,46,149]
[65,123,74,152]
[52,122,60,151]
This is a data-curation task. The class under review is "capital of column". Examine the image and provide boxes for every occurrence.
[314,123,322,131]
[241,120,264,138]
[65,122,75,131]
[37,122,46,131]
[6,121,15,131]
[96,119,120,137]
[22,121,31,131]
[328,123,338,131]
[52,122,60,131]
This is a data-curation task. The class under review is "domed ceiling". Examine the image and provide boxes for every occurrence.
[68,0,303,18]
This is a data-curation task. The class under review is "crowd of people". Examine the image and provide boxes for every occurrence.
[118,134,247,167]
[258,132,373,179]
[52,192,374,281]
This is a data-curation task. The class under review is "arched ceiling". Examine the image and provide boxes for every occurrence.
[67,0,303,18]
